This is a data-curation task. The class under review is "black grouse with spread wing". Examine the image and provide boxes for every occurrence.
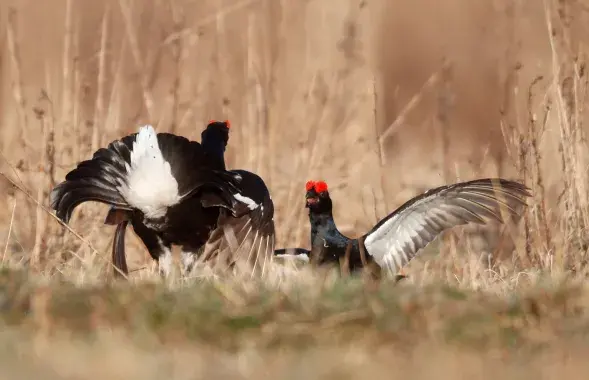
[189,122,276,275]
[275,179,531,277]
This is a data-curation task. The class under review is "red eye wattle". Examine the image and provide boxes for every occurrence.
[314,181,328,193]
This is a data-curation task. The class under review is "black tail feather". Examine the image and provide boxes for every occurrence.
[112,220,129,278]
[50,138,134,224]
[104,208,132,225]
[51,184,130,223]
[65,161,124,187]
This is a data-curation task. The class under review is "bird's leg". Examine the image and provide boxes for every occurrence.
[358,236,382,288]
[339,242,352,277]
[130,218,174,278]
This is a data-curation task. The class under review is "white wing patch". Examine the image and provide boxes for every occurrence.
[362,179,530,275]
[364,204,463,273]
[364,214,411,271]
[117,125,181,218]
[234,193,259,210]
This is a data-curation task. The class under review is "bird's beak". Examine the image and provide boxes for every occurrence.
[305,196,319,208]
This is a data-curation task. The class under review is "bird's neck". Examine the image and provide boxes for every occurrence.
[309,210,346,246]
[202,136,227,170]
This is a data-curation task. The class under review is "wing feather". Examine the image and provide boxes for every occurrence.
[198,171,275,274]
[363,178,530,274]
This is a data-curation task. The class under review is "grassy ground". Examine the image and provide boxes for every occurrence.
[2,267,589,379]
[2,0,589,378]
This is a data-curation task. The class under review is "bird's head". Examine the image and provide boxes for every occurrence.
[305,180,332,213]
[201,120,230,150]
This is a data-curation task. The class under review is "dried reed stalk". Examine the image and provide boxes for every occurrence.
[6,8,30,149]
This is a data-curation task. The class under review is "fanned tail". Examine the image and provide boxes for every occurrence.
[50,138,135,224]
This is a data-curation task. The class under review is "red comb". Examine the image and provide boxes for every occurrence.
[224,120,231,129]
[305,180,315,191]
[314,181,328,193]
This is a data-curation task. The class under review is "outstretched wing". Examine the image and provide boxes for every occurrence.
[362,178,531,274]
[198,170,276,276]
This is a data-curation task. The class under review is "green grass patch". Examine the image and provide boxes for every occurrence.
[1,267,589,353]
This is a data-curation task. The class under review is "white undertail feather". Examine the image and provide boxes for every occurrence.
[117,125,181,218]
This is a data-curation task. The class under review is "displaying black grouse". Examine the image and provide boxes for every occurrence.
[108,120,276,277]
[103,120,228,276]
[275,178,531,278]
[50,121,275,278]
[105,120,234,277]
[195,121,276,276]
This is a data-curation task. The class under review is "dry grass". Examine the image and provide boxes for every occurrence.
[2,0,589,378]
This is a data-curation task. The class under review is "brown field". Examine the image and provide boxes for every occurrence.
[2,0,589,378]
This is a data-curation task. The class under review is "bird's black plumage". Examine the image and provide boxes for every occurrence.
[50,129,240,224]
[184,123,277,276]
[198,168,276,275]
[274,178,531,278]
[50,123,243,277]
[104,121,277,277]
[111,219,129,275]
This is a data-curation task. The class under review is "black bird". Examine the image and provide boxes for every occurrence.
[275,178,531,278]
[194,121,276,276]
[50,121,274,278]
[104,120,234,276]
[104,120,276,277]
[101,120,231,277]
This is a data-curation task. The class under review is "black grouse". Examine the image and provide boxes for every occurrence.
[108,120,277,277]
[274,178,531,278]
[193,121,276,276]
[102,120,231,277]
[50,121,274,278]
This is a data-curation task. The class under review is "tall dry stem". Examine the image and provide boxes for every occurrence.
[6,8,30,149]
[92,6,109,152]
